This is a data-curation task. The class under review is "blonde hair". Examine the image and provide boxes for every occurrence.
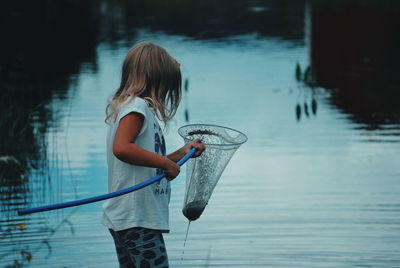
[105,42,182,124]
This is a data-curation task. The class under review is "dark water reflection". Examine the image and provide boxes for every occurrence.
[1,0,400,267]
[310,0,400,128]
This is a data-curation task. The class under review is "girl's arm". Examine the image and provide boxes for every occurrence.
[167,139,206,163]
[113,113,180,180]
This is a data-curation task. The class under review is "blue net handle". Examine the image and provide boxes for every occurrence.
[18,148,197,215]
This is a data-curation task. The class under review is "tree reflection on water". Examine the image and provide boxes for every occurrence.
[0,1,100,266]
[310,0,400,128]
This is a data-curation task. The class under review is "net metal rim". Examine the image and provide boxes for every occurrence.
[178,123,248,147]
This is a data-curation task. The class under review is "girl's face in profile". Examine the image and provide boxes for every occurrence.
[175,59,181,68]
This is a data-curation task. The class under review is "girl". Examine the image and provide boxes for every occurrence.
[102,42,205,268]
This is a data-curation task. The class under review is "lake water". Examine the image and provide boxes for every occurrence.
[1,1,400,268]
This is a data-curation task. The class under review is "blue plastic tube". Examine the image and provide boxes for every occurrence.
[18,148,197,215]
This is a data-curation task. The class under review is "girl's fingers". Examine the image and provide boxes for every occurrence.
[185,139,206,158]
[191,141,206,157]
[197,144,206,153]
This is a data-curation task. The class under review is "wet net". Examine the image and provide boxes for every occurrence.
[178,124,247,221]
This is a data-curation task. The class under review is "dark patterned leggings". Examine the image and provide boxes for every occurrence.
[109,227,169,268]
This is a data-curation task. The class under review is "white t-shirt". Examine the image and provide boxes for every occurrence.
[101,97,171,232]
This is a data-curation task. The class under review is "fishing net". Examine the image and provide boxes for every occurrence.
[178,124,247,221]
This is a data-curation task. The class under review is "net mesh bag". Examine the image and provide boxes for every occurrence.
[178,124,247,221]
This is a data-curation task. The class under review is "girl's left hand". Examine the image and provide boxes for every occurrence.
[185,138,206,158]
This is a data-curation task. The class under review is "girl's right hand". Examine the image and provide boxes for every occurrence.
[163,158,180,181]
